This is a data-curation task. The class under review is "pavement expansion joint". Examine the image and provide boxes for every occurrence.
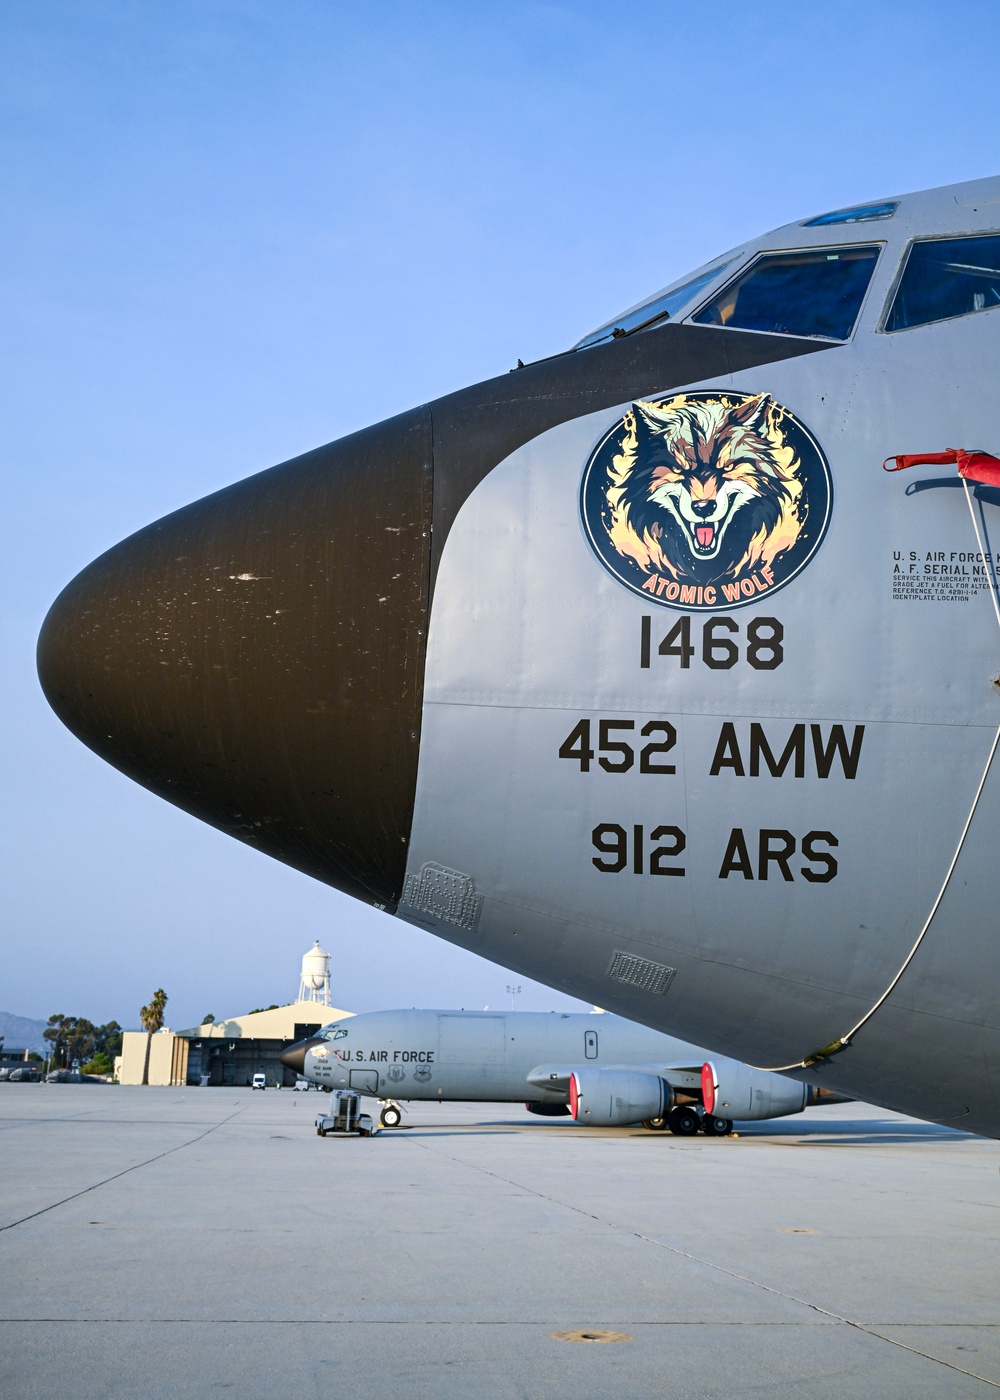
[0,1108,246,1235]
[0,1318,866,1327]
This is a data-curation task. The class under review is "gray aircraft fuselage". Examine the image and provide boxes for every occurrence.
[38,175,1000,1136]
[286,1009,818,1124]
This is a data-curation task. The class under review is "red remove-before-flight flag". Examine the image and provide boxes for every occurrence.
[883,448,1000,488]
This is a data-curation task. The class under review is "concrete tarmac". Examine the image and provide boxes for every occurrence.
[1,1086,999,1399]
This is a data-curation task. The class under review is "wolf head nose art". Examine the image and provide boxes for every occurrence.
[580,390,832,610]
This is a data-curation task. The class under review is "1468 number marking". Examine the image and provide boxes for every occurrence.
[641,614,784,671]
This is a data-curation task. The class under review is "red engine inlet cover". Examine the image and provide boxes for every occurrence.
[701,1061,717,1115]
[569,1072,581,1120]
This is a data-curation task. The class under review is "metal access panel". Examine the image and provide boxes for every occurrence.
[584,1029,599,1059]
[349,1069,379,1095]
[437,1015,506,1064]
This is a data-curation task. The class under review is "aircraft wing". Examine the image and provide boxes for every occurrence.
[526,1062,704,1095]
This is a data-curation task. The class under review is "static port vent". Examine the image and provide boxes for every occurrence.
[607,951,676,995]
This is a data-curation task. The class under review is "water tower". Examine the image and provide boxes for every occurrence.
[297,940,332,1006]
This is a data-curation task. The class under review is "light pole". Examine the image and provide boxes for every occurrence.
[506,984,522,1011]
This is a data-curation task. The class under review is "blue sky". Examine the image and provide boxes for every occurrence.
[4,0,999,1029]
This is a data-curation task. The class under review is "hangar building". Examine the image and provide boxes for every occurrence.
[117,1000,352,1087]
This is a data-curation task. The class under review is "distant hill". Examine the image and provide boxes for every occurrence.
[0,1012,49,1053]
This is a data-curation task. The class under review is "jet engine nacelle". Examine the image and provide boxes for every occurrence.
[704,1060,807,1122]
[569,1068,667,1127]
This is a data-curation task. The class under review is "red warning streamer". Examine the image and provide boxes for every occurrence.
[882,448,1000,488]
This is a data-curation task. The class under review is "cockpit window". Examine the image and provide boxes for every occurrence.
[803,201,897,227]
[319,1025,349,1040]
[573,262,733,350]
[691,245,880,341]
[884,235,1000,331]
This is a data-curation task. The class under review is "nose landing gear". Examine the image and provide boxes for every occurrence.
[379,1100,403,1128]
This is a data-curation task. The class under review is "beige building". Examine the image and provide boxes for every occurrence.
[116,1000,352,1086]
[118,1028,190,1086]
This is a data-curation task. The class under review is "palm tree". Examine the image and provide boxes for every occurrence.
[139,989,168,1086]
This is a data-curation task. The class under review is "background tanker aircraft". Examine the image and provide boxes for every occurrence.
[281,1009,847,1133]
[38,174,1000,1136]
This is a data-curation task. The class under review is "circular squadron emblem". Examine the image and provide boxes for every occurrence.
[580,391,832,610]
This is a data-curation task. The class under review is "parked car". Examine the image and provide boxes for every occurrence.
[8,1067,41,1082]
[251,1073,266,1090]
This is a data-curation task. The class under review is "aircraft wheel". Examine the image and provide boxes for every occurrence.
[667,1106,701,1136]
[380,1106,402,1128]
[642,1116,668,1131]
[701,1115,731,1136]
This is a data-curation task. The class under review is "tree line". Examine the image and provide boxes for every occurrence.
[43,1015,123,1075]
[42,989,170,1075]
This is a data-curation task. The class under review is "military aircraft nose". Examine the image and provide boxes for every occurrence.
[37,407,433,908]
[280,1037,323,1075]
